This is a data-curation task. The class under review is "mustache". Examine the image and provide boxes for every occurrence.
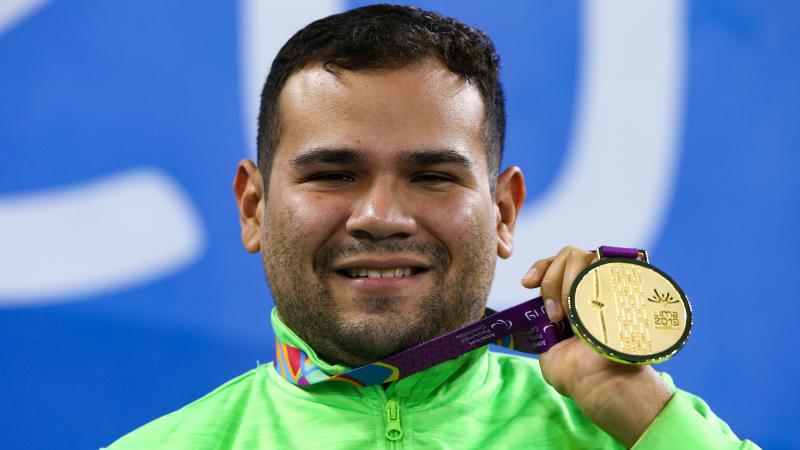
[315,240,450,272]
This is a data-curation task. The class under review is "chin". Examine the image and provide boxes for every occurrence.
[340,291,424,316]
[334,311,437,359]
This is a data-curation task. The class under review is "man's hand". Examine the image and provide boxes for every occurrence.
[521,246,673,448]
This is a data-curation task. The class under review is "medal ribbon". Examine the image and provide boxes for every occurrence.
[274,296,573,387]
[273,246,642,388]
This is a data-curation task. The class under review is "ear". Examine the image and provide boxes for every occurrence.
[233,159,265,253]
[494,166,525,259]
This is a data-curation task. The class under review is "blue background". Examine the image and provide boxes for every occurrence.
[1,1,798,448]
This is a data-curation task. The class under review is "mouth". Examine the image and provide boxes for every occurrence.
[338,266,426,279]
[330,257,434,297]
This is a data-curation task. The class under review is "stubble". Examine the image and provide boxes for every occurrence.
[262,206,495,367]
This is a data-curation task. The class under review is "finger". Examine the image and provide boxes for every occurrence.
[521,256,555,288]
[540,247,573,322]
[561,249,596,313]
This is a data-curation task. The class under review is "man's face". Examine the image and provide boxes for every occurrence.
[256,58,510,366]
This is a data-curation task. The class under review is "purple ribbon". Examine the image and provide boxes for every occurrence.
[375,296,572,379]
[275,297,573,388]
[598,245,641,259]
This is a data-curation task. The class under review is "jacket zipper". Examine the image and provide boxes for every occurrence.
[384,398,404,442]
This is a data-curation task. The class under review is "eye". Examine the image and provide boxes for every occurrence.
[411,172,455,184]
[307,172,356,184]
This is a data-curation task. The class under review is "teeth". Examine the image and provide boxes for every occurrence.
[346,267,418,278]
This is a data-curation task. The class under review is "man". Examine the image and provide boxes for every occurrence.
[106,5,757,449]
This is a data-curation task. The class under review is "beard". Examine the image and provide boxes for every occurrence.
[262,209,495,367]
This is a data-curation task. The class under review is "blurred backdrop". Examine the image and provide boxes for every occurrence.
[1,0,798,448]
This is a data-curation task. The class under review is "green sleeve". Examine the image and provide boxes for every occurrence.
[633,375,760,449]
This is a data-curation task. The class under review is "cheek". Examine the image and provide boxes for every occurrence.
[266,193,349,249]
[422,195,496,248]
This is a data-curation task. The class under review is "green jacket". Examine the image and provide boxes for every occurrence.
[105,309,758,449]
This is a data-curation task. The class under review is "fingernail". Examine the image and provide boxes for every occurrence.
[544,298,561,321]
[524,268,538,280]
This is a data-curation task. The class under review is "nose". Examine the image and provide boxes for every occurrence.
[346,178,417,240]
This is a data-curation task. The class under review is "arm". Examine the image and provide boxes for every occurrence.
[632,373,761,449]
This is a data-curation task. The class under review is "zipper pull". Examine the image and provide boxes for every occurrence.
[384,399,403,441]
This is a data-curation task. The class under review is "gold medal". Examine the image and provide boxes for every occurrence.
[568,248,692,364]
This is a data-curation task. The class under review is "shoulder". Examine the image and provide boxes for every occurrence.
[485,348,549,386]
[103,366,267,450]
[484,349,584,414]
[471,349,622,446]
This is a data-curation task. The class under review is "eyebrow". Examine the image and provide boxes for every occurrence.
[289,148,366,168]
[399,149,476,168]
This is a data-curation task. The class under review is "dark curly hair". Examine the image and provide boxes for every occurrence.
[257,4,505,190]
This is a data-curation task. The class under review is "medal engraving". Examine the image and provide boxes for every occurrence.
[609,265,652,354]
[569,258,692,364]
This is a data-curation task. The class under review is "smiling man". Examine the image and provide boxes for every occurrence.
[106,5,756,449]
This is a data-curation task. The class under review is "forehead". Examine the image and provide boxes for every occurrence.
[274,57,487,167]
